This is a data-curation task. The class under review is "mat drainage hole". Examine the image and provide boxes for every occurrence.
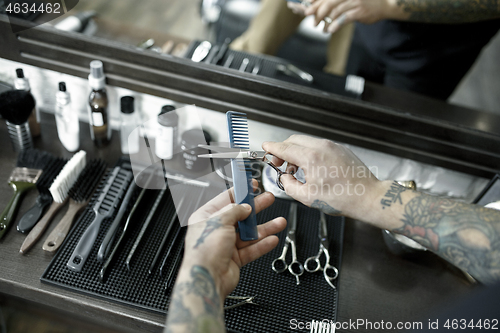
[47,241,55,247]
[73,256,82,265]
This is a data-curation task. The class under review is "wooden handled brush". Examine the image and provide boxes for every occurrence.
[0,149,52,240]
[43,159,107,253]
[20,150,87,254]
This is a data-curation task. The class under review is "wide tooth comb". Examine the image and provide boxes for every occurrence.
[226,111,257,241]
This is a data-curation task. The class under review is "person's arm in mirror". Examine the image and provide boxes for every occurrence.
[264,135,500,284]
[164,186,286,333]
[303,0,500,33]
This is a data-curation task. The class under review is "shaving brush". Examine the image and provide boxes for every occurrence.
[0,90,36,151]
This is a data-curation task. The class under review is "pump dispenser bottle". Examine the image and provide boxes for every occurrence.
[88,60,111,147]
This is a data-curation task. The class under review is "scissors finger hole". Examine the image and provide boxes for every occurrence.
[272,259,287,273]
[305,258,321,272]
[324,266,339,280]
[289,261,304,276]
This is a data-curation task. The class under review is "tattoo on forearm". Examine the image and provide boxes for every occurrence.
[396,0,500,23]
[394,194,500,284]
[165,265,225,332]
[311,200,341,216]
[194,217,223,249]
[381,181,407,209]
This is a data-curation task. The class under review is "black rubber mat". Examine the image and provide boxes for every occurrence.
[42,165,345,332]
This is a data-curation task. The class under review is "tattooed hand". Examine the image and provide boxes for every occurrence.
[165,185,286,332]
[263,135,380,219]
[184,183,286,297]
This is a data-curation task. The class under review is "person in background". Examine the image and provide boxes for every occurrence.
[230,0,355,76]
[301,0,500,99]
[164,134,500,332]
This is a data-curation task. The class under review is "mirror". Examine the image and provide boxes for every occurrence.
[26,0,497,116]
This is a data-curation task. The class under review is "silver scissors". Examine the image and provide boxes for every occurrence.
[271,202,304,285]
[304,212,339,289]
[197,144,295,190]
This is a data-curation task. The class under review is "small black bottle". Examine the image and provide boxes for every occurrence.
[88,60,111,147]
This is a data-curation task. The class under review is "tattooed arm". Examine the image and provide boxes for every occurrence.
[302,0,500,34]
[375,181,500,284]
[165,187,286,333]
[264,135,500,284]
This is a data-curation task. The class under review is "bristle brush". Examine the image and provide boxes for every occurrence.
[20,150,87,254]
[226,111,258,241]
[0,90,36,151]
[0,149,52,240]
[43,159,107,252]
[17,158,67,234]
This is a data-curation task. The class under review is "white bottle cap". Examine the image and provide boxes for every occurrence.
[88,60,106,90]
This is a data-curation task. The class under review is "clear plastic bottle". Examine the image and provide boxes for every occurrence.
[14,68,40,137]
[55,82,80,152]
[88,60,111,147]
[155,105,178,160]
[119,96,139,154]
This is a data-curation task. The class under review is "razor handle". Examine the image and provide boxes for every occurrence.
[0,182,35,240]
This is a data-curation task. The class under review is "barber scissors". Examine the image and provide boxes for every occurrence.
[197,144,295,190]
[271,202,304,285]
[304,212,339,289]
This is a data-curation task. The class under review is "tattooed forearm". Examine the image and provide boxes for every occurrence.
[311,199,342,216]
[393,193,500,284]
[165,265,225,333]
[194,217,223,249]
[380,181,407,209]
[396,0,500,23]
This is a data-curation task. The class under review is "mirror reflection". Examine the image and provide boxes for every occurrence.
[11,0,499,114]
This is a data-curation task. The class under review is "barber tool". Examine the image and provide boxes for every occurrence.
[276,63,314,84]
[272,202,304,285]
[239,58,249,72]
[0,90,36,151]
[125,187,168,270]
[204,45,220,64]
[54,11,96,32]
[149,197,185,275]
[197,146,295,191]
[165,241,185,291]
[97,177,136,262]
[43,159,107,253]
[223,54,234,68]
[252,59,262,75]
[99,178,150,283]
[304,212,338,289]
[17,157,66,233]
[158,190,205,276]
[0,149,51,240]
[67,166,132,272]
[225,295,259,310]
[159,224,182,276]
[227,112,257,240]
[191,41,212,62]
[213,38,231,65]
[20,151,87,254]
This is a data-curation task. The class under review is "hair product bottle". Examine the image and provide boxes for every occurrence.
[119,96,139,154]
[14,68,40,137]
[155,105,178,160]
[55,82,80,152]
[88,60,111,147]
